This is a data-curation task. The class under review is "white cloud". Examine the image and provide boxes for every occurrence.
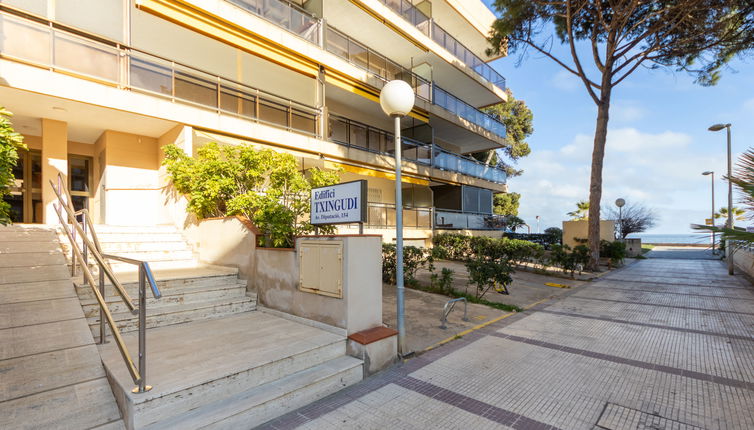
[508,127,727,234]
[611,102,647,123]
[743,98,754,114]
[550,70,581,92]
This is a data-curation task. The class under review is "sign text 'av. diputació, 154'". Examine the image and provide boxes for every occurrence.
[310,180,367,225]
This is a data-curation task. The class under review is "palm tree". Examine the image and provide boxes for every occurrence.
[715,206,747,222]
[567,201,589,221]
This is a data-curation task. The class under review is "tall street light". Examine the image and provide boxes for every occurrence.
[615,198,625,240]
[702,171,715,254]
[708,123,733,275]
[380,80,415,356]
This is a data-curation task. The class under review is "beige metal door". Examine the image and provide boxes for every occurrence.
[299,241,343,298]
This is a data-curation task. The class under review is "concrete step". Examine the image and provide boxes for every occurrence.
[98,312,361,430]
[61,247,194,261]
[105,259,198,272]
[79,282,251,317]
[153,356,363,430]
[91,233,187,243]
[87,296,256,336]
[61,239,191,253]
[88,225,183,233]
[75,273,245,301]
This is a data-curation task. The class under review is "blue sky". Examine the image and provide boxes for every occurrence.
[481,1,754,234]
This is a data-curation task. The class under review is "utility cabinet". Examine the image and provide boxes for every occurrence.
[299,240,343,298]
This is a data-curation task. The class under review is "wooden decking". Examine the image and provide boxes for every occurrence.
[0,225,124,430]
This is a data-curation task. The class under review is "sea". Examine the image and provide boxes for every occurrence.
[626,233,714,245]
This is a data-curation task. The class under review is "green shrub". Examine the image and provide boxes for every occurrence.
[162,142,340,247]
[0,108,26,225]
[600,240,626,266]
[432,233,472,260]
[381,243,432,285]
[465,256,514,297]
[430,267,455,294]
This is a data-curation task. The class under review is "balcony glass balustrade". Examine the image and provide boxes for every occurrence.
[365,203,432,229]
[325,26,431,102]
[378,0,506,89]
[328,114,506,184]
[0,11,319,137]
[433,86,507,139]
[226,0,321,44]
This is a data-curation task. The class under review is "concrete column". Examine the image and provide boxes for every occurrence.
[41,118,68,224]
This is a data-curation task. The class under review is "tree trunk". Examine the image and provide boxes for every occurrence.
[587,87,613,270]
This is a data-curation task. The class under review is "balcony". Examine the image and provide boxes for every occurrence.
[226,0,322,45]
[432,86,506,139]
[325,27,506,140]
[378,0,506,89]
[328,114,506,184]
[435,210,507,230]
[325,26,431,102]
[366,203,432,229]
[0,10,320,137]
[218,0,505,140]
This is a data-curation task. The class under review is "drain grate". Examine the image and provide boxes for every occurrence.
[595,403,705,430]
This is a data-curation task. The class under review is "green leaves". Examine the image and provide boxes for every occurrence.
[162,143,340,247]
[0,108,27,225]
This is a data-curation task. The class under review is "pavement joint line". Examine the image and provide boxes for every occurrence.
[538,309,754,342]
[421,297,552,354]
[394,376,561,430]
[566,295,754,315]
[595,278,752,289]
[489,332,754,391]
[596,285,754,300]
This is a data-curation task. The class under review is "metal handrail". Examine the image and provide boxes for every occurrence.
[50,173,161,393]
[440,297,469,329]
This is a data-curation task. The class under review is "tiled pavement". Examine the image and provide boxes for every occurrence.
[258,258,754,429]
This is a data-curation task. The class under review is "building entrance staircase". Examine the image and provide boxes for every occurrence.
[2,223,362,429]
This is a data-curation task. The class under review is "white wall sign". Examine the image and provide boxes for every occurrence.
[311,180,367,225]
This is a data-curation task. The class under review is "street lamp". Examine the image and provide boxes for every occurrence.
[615,198,625,240]
[708,123,733,275]
[702,171,715,254]
[535,215,540,234]
[380,80,415,356]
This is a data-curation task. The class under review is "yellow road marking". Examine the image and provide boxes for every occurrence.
[544,282,571,289]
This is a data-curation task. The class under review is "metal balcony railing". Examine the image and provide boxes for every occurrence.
[329,114,432,165]
[378,0,506,89]
[433,86,507,139]
[366,202,433,228]
[325,26,431,102]
[328,114,506,184]
[435,209,507,230]
[0,10,320,137]
[227,0,322,44]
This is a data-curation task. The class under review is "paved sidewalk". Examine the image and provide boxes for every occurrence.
[259,258,754,430]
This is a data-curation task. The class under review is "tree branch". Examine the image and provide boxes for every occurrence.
[566,0,601,104]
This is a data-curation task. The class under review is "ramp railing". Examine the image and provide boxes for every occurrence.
[51,173,161,393]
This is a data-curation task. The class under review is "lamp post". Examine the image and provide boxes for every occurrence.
[615,198,625,240]
[380,80,415,356]
[708,123,733,275]
[536,215,540,234]
[702,171,715,254]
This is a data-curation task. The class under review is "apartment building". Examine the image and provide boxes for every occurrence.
[0,0,510,244]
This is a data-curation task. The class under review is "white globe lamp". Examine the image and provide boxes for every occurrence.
[380,80,415,117]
